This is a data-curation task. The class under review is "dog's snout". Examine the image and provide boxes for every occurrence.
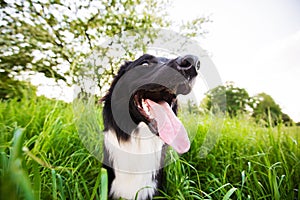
[176,55,200,70]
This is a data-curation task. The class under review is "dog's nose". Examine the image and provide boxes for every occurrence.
[176,55,200,70]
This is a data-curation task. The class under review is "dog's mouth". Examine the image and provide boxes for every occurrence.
[132,85,190,154]
[133,85,176,121]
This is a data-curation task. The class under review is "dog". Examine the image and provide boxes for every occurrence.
[101,54,199,199]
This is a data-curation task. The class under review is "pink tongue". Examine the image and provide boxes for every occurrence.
[145,99,190,154]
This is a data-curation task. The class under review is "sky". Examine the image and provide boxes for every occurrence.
[169,0,300,121]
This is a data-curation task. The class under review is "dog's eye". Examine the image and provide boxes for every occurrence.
[142,62,149,66]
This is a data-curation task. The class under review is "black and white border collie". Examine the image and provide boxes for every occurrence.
[101,54,199,199]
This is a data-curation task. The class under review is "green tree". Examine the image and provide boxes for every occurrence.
[281,112,294,126]
[0,73,36,99]
[0,0,208,99]
[0,0,165,91]
[252,93,293,126]
[204,82,252,117]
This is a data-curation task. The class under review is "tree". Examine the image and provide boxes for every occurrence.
[0,0,208,98]
[281,112,294,126]
[1,0,166,85]
[252,93,294,126]
[203,82,252,117]
[0,73,36,99]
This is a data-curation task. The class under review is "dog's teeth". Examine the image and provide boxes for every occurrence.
[142,99,150,116]
[146,109,150,116]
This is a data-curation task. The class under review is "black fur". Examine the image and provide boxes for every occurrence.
[101,54,199,199]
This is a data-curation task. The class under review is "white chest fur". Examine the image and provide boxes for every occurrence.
[104,122,165,200]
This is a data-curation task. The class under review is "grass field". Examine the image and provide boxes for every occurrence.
[0,95,299,200]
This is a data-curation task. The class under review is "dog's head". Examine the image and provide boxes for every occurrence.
[102,54,200,153]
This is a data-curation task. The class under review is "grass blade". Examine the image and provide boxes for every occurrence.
[52,169,57,200]
[100,168,108,200]
[57,174,66,200]
[9,128,35,200]
[222,187,237,200]
[32,162,41,200]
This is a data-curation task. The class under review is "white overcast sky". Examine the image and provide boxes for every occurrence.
[169,0,300,121]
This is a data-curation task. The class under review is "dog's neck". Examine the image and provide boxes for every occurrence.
[104,122,165,199]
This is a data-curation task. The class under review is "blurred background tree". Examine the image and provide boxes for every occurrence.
[203,82,253,117]
[201,84,294,126]
[252,93,294,126]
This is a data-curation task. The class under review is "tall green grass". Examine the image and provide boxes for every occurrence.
[163,113,300,200]
[0,95,299,199]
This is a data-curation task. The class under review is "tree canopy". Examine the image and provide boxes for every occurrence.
[201,83,294,126]
[203,82,252,117]
[1,0,165,80]
[1,0,208,98]
[252,93,294,126]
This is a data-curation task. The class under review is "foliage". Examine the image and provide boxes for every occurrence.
[1,0,167,79]
[1,0,164,98]
[0,0,208,99]
[281,113,294,126]
[201,84,294,126]
[0,73,37,99]
[252,93,294,126]
[203,82,253,117]
[1,96,299,199]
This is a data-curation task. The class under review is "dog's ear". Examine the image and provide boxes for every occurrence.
[100,60,132,103]
[100,54,155,103]
[125,60,133,65]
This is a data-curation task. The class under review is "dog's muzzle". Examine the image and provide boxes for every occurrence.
[175,55,200,71]
[162,54,199,95]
